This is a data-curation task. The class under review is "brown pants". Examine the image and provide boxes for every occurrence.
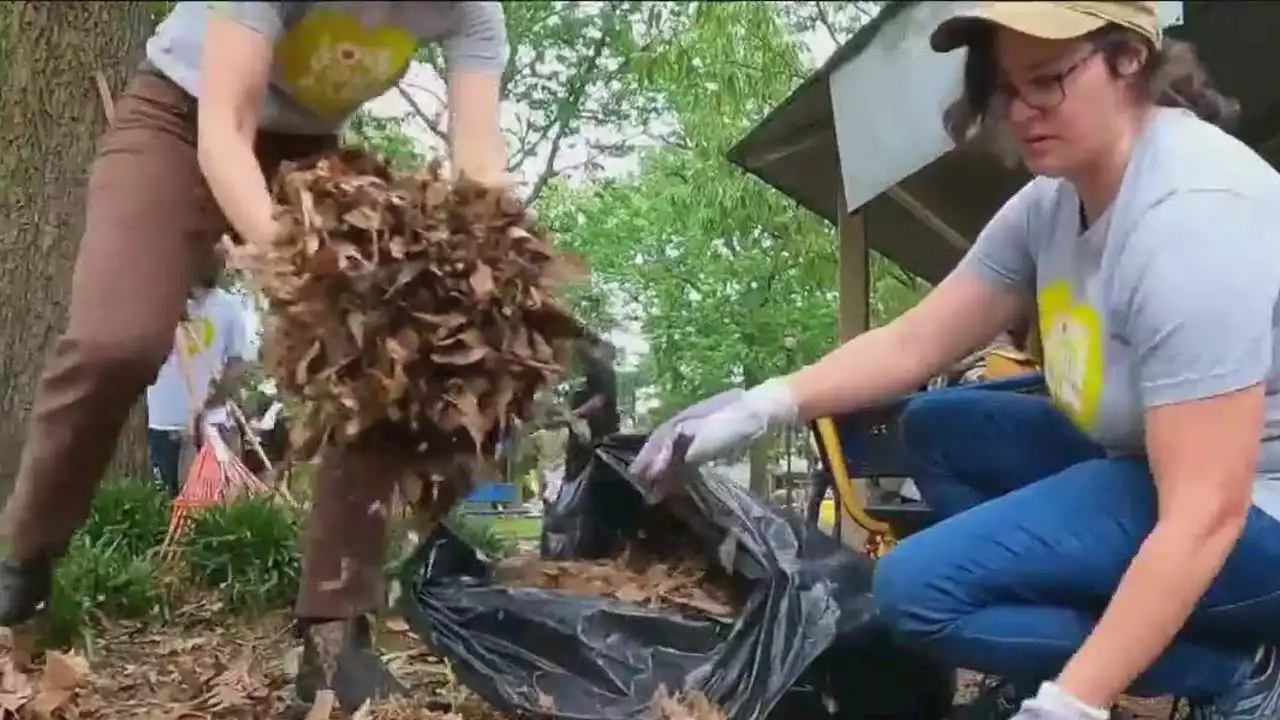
[1,69,399,619]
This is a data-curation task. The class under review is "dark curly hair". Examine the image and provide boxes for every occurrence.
[943,24,1240,149]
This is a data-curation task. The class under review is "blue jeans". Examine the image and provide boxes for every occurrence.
[872,389,1280,702]
[147,428,182,498]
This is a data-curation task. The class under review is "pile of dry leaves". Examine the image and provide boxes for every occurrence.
[491,549,735,720]
[492,552,735,719]
[493,550,738,619]
[496,498,742,620]
[229,150,583,520]
[482,497,738,719]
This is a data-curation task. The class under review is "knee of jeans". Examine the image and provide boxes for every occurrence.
[899,392,967,458]
[69,326,172,388]
[873,537,965,643]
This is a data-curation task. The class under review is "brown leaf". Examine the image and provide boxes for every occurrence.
[431,345,488,366]
[469,262,496,301]
[306,689,336,719]
[614,583,648,604]
[343,206,381,230]
[39,652,87,692]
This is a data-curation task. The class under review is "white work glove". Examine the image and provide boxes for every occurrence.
[630,378,798,499]
[1011,683,1109,720]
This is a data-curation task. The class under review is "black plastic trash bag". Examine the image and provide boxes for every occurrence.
[400,434,954,719]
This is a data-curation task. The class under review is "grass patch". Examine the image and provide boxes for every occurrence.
[181,496,302,614]
[446,511,517,558]
[488,515,542,542]
[47,533,174,649]
[81,480,171,557]
[47,480,517,649]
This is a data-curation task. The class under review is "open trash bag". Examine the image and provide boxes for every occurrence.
[399,434,954,719]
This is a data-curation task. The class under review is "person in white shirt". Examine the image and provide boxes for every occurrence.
[145,256,251,497]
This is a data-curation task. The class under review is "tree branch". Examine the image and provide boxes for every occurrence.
[507,114,554,171]
[399,79,447,107]
[812,2,843,45]
[394,83,447,145]
[525,17,616,205]
[553,132,649,177]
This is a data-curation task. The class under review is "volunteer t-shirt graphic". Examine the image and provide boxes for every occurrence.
[275,11,417,119]
[1038,281,1104,432]
[178,316,216,358]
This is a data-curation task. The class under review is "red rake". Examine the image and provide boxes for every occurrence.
[161,420,271,559]
[160,322,273,559]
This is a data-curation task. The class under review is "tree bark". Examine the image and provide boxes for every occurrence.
[0,2,158,498]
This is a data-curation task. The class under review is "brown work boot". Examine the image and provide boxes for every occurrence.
[0,555,52,627]
[284,615,406,718]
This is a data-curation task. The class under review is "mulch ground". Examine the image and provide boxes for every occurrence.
[0,599,1182,719]
[0,598,502,720]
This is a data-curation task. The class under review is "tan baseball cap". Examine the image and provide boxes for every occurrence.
[930,2,1160,53]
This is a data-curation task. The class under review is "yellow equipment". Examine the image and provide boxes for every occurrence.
[811,343,1043,558]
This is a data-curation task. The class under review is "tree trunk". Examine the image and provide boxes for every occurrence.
[0,2,158,498]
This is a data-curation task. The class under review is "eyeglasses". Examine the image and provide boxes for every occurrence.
[994,48,1100,112]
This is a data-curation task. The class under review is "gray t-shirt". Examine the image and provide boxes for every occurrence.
[966,108,1280,518]
[147,1,508,134]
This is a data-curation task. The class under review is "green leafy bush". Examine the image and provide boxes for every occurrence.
[445,511,515,560]
[181,496,301,613]
[81,480,171,557]
[46,479,519,648]
[44,482,173,647]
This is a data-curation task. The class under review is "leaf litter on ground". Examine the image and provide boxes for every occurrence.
[0,604,1180,719]
[0,599,500,719]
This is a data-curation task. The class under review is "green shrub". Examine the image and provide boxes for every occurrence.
[47,534,171,648]
[181,496,301,613]
[445,512,515,559]
[45,481,174,647]
[82,481,171,558]
[46,480,522,648]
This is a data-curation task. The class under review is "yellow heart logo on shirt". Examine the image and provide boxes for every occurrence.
[276,11,417,119]
[180,317,216,358]
[1038,281,1104,431]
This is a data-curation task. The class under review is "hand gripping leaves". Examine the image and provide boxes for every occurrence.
[228,150,585,524]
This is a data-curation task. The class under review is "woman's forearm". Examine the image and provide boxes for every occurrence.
[197,127,277,245]
[781,270,1026,422]
[784,324,939,421]
[452,128,505,186]
[1056,518,1244,707]
[447,69,505,186]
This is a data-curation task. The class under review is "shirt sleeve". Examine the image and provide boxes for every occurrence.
[1116,190,1280,408]
[958,179,1041,298]
[442,1,509,73]
[206,1,287,40]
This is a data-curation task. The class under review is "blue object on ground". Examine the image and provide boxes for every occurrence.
[464,481,518,504]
